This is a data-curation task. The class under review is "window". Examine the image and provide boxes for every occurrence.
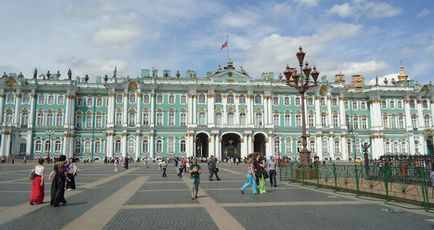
[273,96,279,105]
[128,111,136,126]
[37,112,43,126]
[295,114,301,127]
[22,93,30,104]
[409,99,415,108]
[48,95,55,105]
[128,139,135,154]
[411,114,418,128]
[239,113,246,126]
[330,114,337,127]
[215,112,222,125]
[285,114,291,127]
[115,140,121,153]
[285,97,290,105]
[297,140,302,153]
[254,95,262,104]
[116,94,123,104]
[310,139,316,153]
[228,112,234,125]
[181,113,187,126]
[5,110,13,124]
[308,113,314,128]
[346,115,350,128]
[46,112,53,127]
[397,100,403,109]
[215,95,222,103]
[156,140,162,153]
[86,97,93,107]
[156,112,163,126]
[77,97,84,106]
[45,140,51,152]
[35,140,42,152]
[390,100,395,109]
[424,115,431,128]
[38,94,45,105]
[295,97,301,106]
[332,98,338,106]
[21,111,29,126]
[344,101,349,109]
[400,142,406,153]
[198,112,206,125]
[57,95,64,105]
[55,140,61,152]
[381,100,387,108]
[157,94,163,104]
[360,101,366,110]
[398,115,404,129]
[84,140,91,153]
[86,113,93,129]
[286,138,292,154]
[19,143,26,153]
[320,97,326,106]
[322,139,328,154]
[143,140,149,153]
[321,114,327,128]
[143,112,149,125]
[96,113,102,128]
[273,113,279,126]
[129,94,136,103]
[362,117,368,129]
[95,141,101,154]
[353,116,359,129]
[334,140,340,153]
[168,138,174,153]
[392,141,399,154]
[390,115,397,129]
[308,97,313,106]
[74,139,81,154]
[169,94,175,104]
[255,113,263,126]
[227,95,234,104]
[198,94,206,103]
[115,112,122,125]
[239,95,246,104]
[352,101,357,110]
[5,93,14,103]
[180,140,186,153]
[181,95,187,104]
[274,139,280,153]
[423,100,428,109]
[169,112,175,126]
[143,95,150,104]
[56,112,63,126]
[383,115,388,128]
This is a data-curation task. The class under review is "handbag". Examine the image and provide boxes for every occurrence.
[214,168,219,173]
[29,168,36,180]
[262,170,269,179]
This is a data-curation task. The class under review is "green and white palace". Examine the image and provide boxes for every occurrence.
[0,60,433,161]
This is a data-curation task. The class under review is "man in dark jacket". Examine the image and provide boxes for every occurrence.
[208,155,221,181]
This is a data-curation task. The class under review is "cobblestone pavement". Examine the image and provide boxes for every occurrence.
[0,162,434,230]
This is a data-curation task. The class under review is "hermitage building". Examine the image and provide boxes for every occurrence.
[0,60,433,161]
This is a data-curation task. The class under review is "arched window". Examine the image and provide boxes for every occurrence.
[227,112,234,125]
[21,111,29,126]
[181,95,187,104]
[168,112,175,126]
[322,139,328,154]
[86,112,92,128]
[6,93,15,103]
[390,114,397,129]
[308,113,314,127]
[333,114,339,127]
[285,113,291,127]
[334,140,340,153]
[274,138,280,153]
[156,112,163,126]
[285,138,291,154]
[392,141,399,154]
[320,97,326,106]
[48,94,54,105]
[215,112,222,125]
[156,140,162,153]
[143,112,149,125]
[168,138,174,153]
[227,95,234,104]
[37,112,43,126]
[129,94,136,103]
[199,94,206,103]
[143,95,150,103]
[215,95,222,103]
[321,114,327,128]
[255,112,263,126]
[45,140,51,152]
[180,140,186,153]
[74,139,81,154]
[180,112,187,126]
[46,111,53,127]
[115,140,121,153]
[76,113,83,128]
[398,115,404,129]
[199,112,206,125]
[128,139,135,154]
[156,95,163,104]
[95,141,101,154]
[361,117,368,129]
[85,140,91,153]
[295,114,301,127]
[295,97,301,105]
[400,142,406,153]
[56,111,63,127]
[423,100,428,108]
[57,95,64,105]
[35,140,42,152]
[239,113,246,126]
[142,140,149,153]
[310,139,316,153]
[55,140,61,152]
[239,95,246,104]
[5,110,14,124]
[38,94,45,105]
[128,111,136,126]
[169,94,175,104]
[273,113,279,126]
[96,112,103,128]
[424,115,431,128]
[383,114,388,128]
[353,116,358,129]
[285,97,290,105]
[255,95,262,104]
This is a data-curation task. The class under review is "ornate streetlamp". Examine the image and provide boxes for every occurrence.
[45,129,54,163]
[283,47,320,166]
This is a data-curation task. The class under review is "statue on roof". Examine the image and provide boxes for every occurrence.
[113,66,117,78]
[18,72,24,78]
[375,76,378,86]
[33,68,37,79]
[68,68,72,80]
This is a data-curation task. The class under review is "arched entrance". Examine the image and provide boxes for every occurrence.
[427,136,433,155]
[221,133,241,160]
[195,133,209,158]
[254,133,266,155]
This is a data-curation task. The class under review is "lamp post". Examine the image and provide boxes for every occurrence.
[45,129,54,163]
[283,47,320,166]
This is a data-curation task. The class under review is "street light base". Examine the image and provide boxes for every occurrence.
[295,167,315,180]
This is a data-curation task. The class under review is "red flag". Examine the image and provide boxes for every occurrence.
[220,41,228,49]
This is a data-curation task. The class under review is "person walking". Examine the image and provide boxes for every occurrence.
[190,158,201,200]
[49,155,67,207]
[29,158,45,205]
[161,160,167,177]
[66,158,76,191]
[114,158,119,173]
[258,155,267,194]
[240,156,258,195]
[208,155,221,181]
[178,157,184,177]
[267,155,278,187]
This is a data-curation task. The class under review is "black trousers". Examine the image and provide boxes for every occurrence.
[51,174,66,206]
[66,173,76,189]
[269,170,277,186]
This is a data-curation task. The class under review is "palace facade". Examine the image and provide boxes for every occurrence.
[0,60,433,161]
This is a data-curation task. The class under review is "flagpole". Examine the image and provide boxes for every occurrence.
[226,34,229,61]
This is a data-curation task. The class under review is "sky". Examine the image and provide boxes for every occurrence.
[0,0,433,84]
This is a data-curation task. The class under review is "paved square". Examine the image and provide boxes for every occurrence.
[0,162,433,229]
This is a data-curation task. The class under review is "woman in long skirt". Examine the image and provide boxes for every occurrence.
[49,155,67,207]
[30,159,45,205]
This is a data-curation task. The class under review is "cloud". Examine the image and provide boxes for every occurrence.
[418,9,431,18]
[93,26,149,47]
[217,9,259,29]
[294,0,321,7]
[367,73,399,85]
[426,41,434,55]
[56,57,127,77]
[328,1,401,19]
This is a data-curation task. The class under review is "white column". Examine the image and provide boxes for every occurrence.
[150,92,155,127]
[329,136,335,160]
[135,134,141,159]
[123,91,128,128]
[248,95,253,125]
[316,136,322,160]
[136,91,142,126]
[122,134,127,157]
[3,134,11,157]
[268,96,273,125]
[193,95,197,124]
[69,95,77,128]
[315,96,321,128]
[108,92,115,128]
[216,136,221,159]
[327,96,332,129]
[0,90,4,124]
[29,91,36,128]
[107,134,113,158]
[149,135,155,159]
[372,135,384,159]
[26,130,32,157]
[267,134,273,156]
[187,95,192,125]
[234,95,240,126]
[242,134,248,158]
[417,99,424,129]
[431,100,434,127]
[14,90,22,126]
[264,96,268,126]
[208,93,214,125]
[341,135,348,161]
[339,96,347,128]
[404,98,412,129]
